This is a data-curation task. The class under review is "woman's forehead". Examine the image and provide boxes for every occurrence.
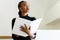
[21,1,28,6]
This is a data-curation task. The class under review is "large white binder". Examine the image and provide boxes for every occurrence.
[12,17,42,37]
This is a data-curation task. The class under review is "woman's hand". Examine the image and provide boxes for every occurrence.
[20,24,30,34]
[20,24,34,39]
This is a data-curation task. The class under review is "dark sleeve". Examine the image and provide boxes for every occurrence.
[30,17,36,21]
[12,18,16,30]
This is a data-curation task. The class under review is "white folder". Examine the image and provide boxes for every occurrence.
[12,17,42,37]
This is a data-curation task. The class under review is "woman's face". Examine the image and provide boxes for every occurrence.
[19,1,29,13]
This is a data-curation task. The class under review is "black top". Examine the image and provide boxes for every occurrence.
[12,13,36,29]
[12,12,36,39]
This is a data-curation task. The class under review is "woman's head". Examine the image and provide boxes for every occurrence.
[18,1,29,13]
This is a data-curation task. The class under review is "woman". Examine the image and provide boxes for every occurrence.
[12,1,36,40]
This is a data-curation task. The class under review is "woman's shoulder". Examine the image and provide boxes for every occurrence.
[31,17,36,20]
[12,18,16,20]
[12,18,16,22]
[30,17,36,21]
[12,18,16,26]
[12,18,16,29]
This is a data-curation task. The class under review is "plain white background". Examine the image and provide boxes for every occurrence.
[0,0,60,40]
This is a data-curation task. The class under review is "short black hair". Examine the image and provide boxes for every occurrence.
[18,1,26,17]
[18,1,25,9]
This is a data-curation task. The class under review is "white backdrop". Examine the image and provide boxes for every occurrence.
[0,0,44,36]
[0,0,60,36]
[0,0,17,36]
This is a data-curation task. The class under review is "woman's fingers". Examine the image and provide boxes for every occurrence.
[19,24,31,34]
[20,26,24,29]
[29,26,31,30]
[24,24,31,30]
[20,26,24,31]
[24,24,27,29]
[20,24,31,32]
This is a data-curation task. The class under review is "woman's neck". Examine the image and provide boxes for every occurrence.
[21,12,27,17]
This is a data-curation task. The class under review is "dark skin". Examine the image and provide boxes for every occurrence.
[18,1,34,39]
[20,24,33,39]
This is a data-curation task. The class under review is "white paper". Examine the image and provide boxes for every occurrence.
[12,17,42,37]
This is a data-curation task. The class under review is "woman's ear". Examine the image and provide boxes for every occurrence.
[18,7,22,11]
[20,7,22,10]
[20,7,23,11]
